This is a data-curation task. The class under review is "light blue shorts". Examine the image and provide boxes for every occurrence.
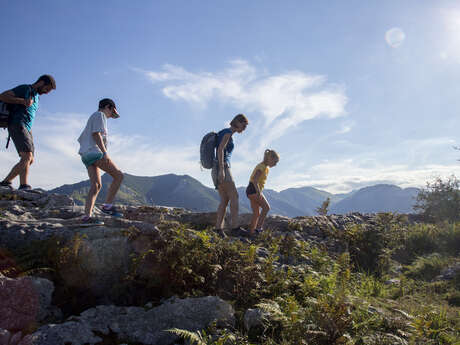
[81,152,104,168]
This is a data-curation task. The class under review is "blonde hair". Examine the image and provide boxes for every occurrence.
[230,113,248,127]
[263,149,280,164]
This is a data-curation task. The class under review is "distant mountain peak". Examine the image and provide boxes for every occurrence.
[50,174,420,216]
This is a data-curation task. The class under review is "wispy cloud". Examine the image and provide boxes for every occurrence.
[268,136,460,193]
[135,60,348,147]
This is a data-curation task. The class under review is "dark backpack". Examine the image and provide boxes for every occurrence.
[0,101,9,129]
[200,131,217,169]
[0,101,15,148]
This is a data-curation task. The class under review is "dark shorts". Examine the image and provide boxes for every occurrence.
[246,182,257,197]
[8,124,34,155]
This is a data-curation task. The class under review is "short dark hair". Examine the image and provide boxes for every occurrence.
[98,98,116,110]
[36,74,56,89]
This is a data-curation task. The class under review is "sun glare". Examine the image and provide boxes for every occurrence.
[442,9,460,61]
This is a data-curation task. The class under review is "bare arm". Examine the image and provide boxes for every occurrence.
[92,132,107,154]
[250,169,262,195]
[217,133,231,169]
[0,90,31,106]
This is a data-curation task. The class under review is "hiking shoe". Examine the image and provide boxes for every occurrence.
[80,217,104,227]
[0,181,13,190]
[101,205,123,217]
[214,228,227,238]
[231,226,249,237]
[18,184,32,191]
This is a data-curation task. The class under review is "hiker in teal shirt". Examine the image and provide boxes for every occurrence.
[8,84,40,131]
[0,75,56,191]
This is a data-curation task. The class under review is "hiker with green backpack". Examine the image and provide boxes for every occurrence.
[0,75,56,191]
[201,114,249,237]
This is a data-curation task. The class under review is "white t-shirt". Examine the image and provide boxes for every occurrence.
[78,111,108,155]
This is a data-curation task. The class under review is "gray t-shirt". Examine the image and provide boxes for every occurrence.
[78,111,108,155]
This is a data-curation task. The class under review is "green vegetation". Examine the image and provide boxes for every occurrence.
[414,175,460,223]
[2,212,460,344]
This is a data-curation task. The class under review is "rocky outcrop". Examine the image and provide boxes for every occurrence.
[0,188,408,301]
[27,296,234,345]
[0,187,421,344]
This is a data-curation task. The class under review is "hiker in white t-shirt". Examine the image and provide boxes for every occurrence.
[77,98,124,225]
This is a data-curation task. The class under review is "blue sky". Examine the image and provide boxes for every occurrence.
[1,0,460,193]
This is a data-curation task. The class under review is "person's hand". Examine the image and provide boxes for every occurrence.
[102,152,110,162]
[23,98,34,107]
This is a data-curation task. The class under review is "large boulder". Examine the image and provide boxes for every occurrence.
[28,296,234,345]
[0,275,54,332]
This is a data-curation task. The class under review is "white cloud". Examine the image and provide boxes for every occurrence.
[268,136,460,193]
[138,60,347,147]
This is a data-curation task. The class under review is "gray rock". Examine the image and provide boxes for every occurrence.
[436,262,460,281]
[243,308,268,332]
[29,277,55,322]
[0,328,12,345]
[28,296,234,345]
[385,278,401,286]
[0,275,57,332]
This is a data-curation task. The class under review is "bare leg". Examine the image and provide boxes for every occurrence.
[94,156,123,204]
[3,152,33,185]
[220,180,239,229]
[255,193,270,230]
[85,165,102,217]
[248,194,261,232]
[215,186,230,229]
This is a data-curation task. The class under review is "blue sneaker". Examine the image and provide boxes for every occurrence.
[101,205,123,218]
[18,184,32,191]
[79,217,104,227]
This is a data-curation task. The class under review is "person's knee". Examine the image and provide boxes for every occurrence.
[220,198,229,207]
[263,203,270,212]
[20,152,33,164]
[230,192,239,203]
[114,170,123,182]
[92,181,102,192]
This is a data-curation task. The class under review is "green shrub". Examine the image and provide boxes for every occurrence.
[337,213,405,275]
[405,254,450,281]
[414,175,460,223]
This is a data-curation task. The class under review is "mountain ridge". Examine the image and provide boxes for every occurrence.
[50,173,420,216]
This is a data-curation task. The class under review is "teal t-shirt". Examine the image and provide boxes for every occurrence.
[9,84,39,131]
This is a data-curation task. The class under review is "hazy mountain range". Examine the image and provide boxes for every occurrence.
[50,173,420,217]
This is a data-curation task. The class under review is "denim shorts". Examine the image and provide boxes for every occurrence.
[81,152,104,168]
[211,162,234,189]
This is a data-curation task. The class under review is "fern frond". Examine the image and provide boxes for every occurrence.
[166,328,206,345]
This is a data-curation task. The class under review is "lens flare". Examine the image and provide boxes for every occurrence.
[385,27,406,48]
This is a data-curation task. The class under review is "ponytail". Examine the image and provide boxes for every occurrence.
[263,149,280,164]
